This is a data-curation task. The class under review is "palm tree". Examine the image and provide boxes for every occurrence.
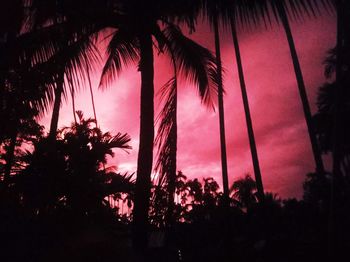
[154,51,216,227]
[226,1,269,201]
[230,18,265,202]
[1,0,108,185]
[201,1,230,202]
[97,1,217,250]
[271,0,328,174]
[213,11,230,203]
[230,174,257,210]
[11,0,214,250]
[28,1,95,138]
[29,0,67,139]
[16,110,133,218]
[314,49,350,176]
[201,0,268,202]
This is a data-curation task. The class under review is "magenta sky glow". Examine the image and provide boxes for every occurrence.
[40,14,336,199]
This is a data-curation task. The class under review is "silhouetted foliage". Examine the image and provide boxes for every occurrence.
[314,48,350,177]
[1,1,349,262]
[0,112,134,261]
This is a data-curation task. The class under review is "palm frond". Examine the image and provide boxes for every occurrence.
[103,172,135,196]
[13,21,101,116]
[154,77,177,187]
[270,0,335,23]
[159,0,202,32]
[199,0,334,30]
[63,33,101,94]
[99,29,139,89]
[201,0,271,29]
[162,24,218,107]
[104,132,132,151]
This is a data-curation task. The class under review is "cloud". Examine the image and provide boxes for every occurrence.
[40,15,336,199]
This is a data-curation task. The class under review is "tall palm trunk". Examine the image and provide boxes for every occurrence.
[212,15,233,257]
[276,2,325,174]
[230,18,264,202]
[49,11,66,139]
[49,72,64,139]
[133,32,154,251]
[213,12,229,200]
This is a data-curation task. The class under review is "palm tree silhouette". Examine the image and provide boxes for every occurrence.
[7,1,216,250]
[227,1,269,202]
[201,0,268,202]
[271,0,329,174]
[23,1,102,138]
[312,3,349,254]
[231,18,265,202]
[97,1,217,250]
[200,1,230,205]
[31,0,69,138]
[154,38,217,227]
[16,110,133,219]
[230,174,257,210]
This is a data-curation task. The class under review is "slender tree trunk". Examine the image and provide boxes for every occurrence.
[213,13,231,259]
[84,53,98,127]
[276,2,325,174]
[133,32,154,251]
[49,72,64,139]
[230,19,265,202]
[213,13,229,199]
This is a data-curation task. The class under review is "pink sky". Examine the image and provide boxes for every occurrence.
[40,14,336,199]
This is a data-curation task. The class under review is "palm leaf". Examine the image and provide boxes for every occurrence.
[162,24,218,107]
[105,132,132,151]
[11,19,101,116]
[99,29,139,89]
[154,77,177,187]
[270,0,335,23]
[201,0,271,29]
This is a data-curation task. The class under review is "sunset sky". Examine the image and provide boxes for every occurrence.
[40,13,336,199]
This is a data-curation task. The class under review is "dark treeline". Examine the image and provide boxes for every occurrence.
[1,0,350,261]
